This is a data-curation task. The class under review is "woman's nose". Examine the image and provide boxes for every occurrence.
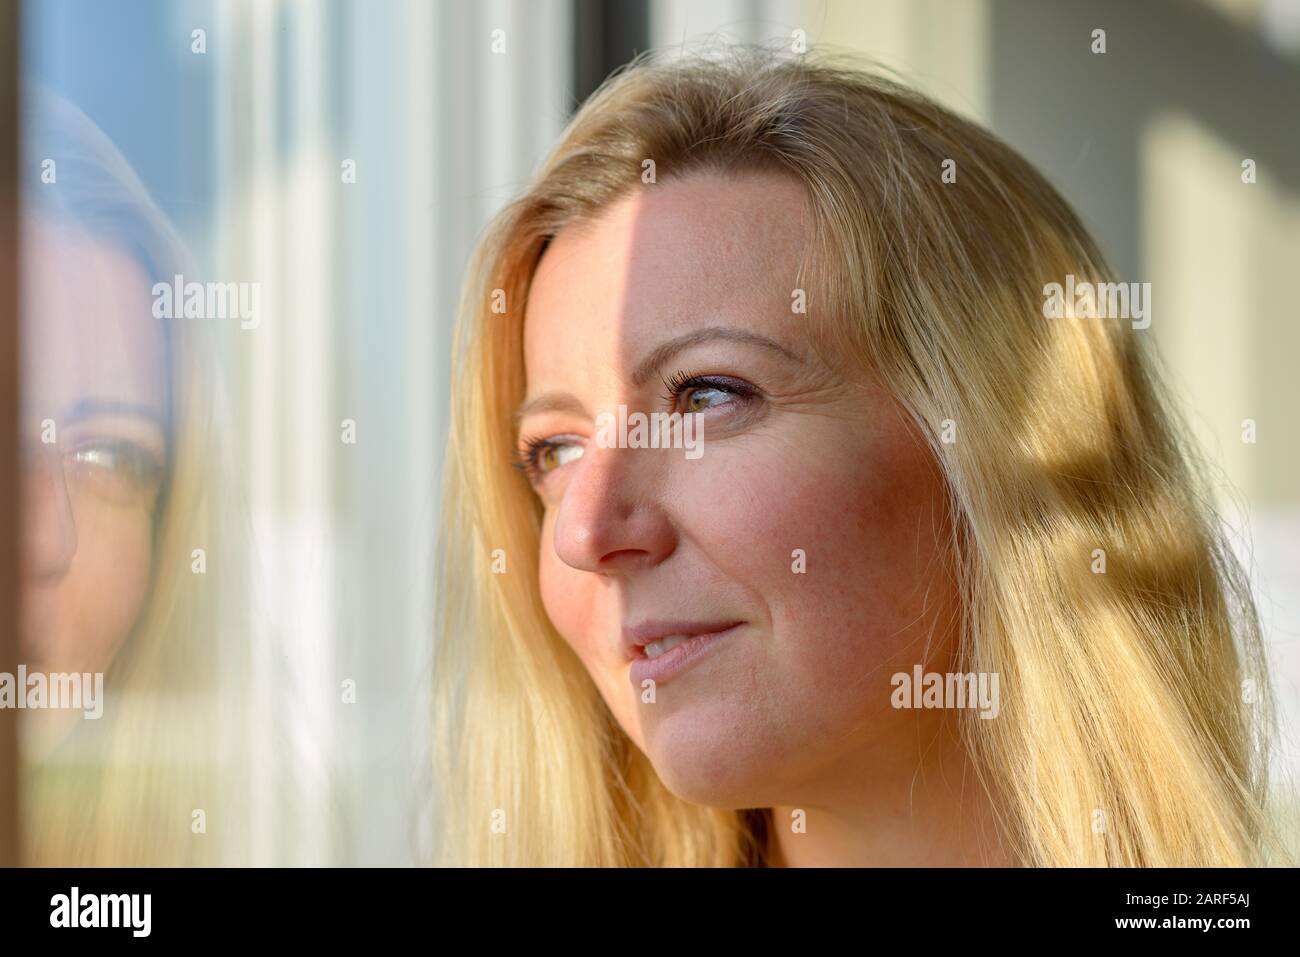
[551,444,676,575]
[21,446,78,583]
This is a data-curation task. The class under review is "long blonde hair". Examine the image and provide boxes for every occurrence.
[433,45,1282,866]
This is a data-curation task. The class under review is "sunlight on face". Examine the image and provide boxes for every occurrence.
[518,170,962,808]
[20,218,168,684]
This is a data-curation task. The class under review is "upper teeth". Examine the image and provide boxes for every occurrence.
[643,635,691,659]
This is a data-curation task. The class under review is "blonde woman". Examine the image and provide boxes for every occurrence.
[19,89,248,865]
[433,47,1283,867]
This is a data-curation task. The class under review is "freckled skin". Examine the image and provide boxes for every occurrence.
[20,219,167,685]
[520,171,976,862]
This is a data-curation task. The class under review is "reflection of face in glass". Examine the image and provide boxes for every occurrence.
[20,217,168,681]
[17,87,250,867]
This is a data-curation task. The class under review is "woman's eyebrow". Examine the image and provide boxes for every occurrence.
[64,397,166,426]
[629,325,803,387]
[512,391,589,428]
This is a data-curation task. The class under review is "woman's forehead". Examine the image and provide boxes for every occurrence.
[522,172,809,366]
[21,218,167,425]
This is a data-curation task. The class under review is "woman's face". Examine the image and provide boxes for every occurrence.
[20,218,168,681]
[519,170,962,809]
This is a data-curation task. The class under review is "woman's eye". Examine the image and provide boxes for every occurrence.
[680,385,735,413]
[664,372,756,416]
[515,436,584,484]
[536,440,584,474]
[67,441,165,504]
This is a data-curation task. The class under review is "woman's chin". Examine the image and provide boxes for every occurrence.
[643,721,777,809]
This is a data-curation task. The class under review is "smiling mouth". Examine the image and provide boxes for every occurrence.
[627,623,744,686]
[641,634,695,659]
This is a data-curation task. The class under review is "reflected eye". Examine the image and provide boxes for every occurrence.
[66,440,166,505]
[513,435,584,485]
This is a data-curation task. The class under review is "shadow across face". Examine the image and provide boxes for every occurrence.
[519,170,963,810]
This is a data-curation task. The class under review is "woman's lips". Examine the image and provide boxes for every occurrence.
[628,623,742,686]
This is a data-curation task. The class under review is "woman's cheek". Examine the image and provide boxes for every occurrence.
[537,510,598,661]
[66,503,153,674]
[537,512,651,743]
[681,421,956,716]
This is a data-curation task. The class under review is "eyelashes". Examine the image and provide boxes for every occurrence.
[657,369,757,412]
[512,371,759,486]
[660,368,705,405]
[512,433,579,485]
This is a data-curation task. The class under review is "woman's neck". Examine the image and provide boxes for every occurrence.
[763,716,1015,867]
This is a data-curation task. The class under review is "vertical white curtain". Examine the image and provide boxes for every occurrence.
[207,0,570,865]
